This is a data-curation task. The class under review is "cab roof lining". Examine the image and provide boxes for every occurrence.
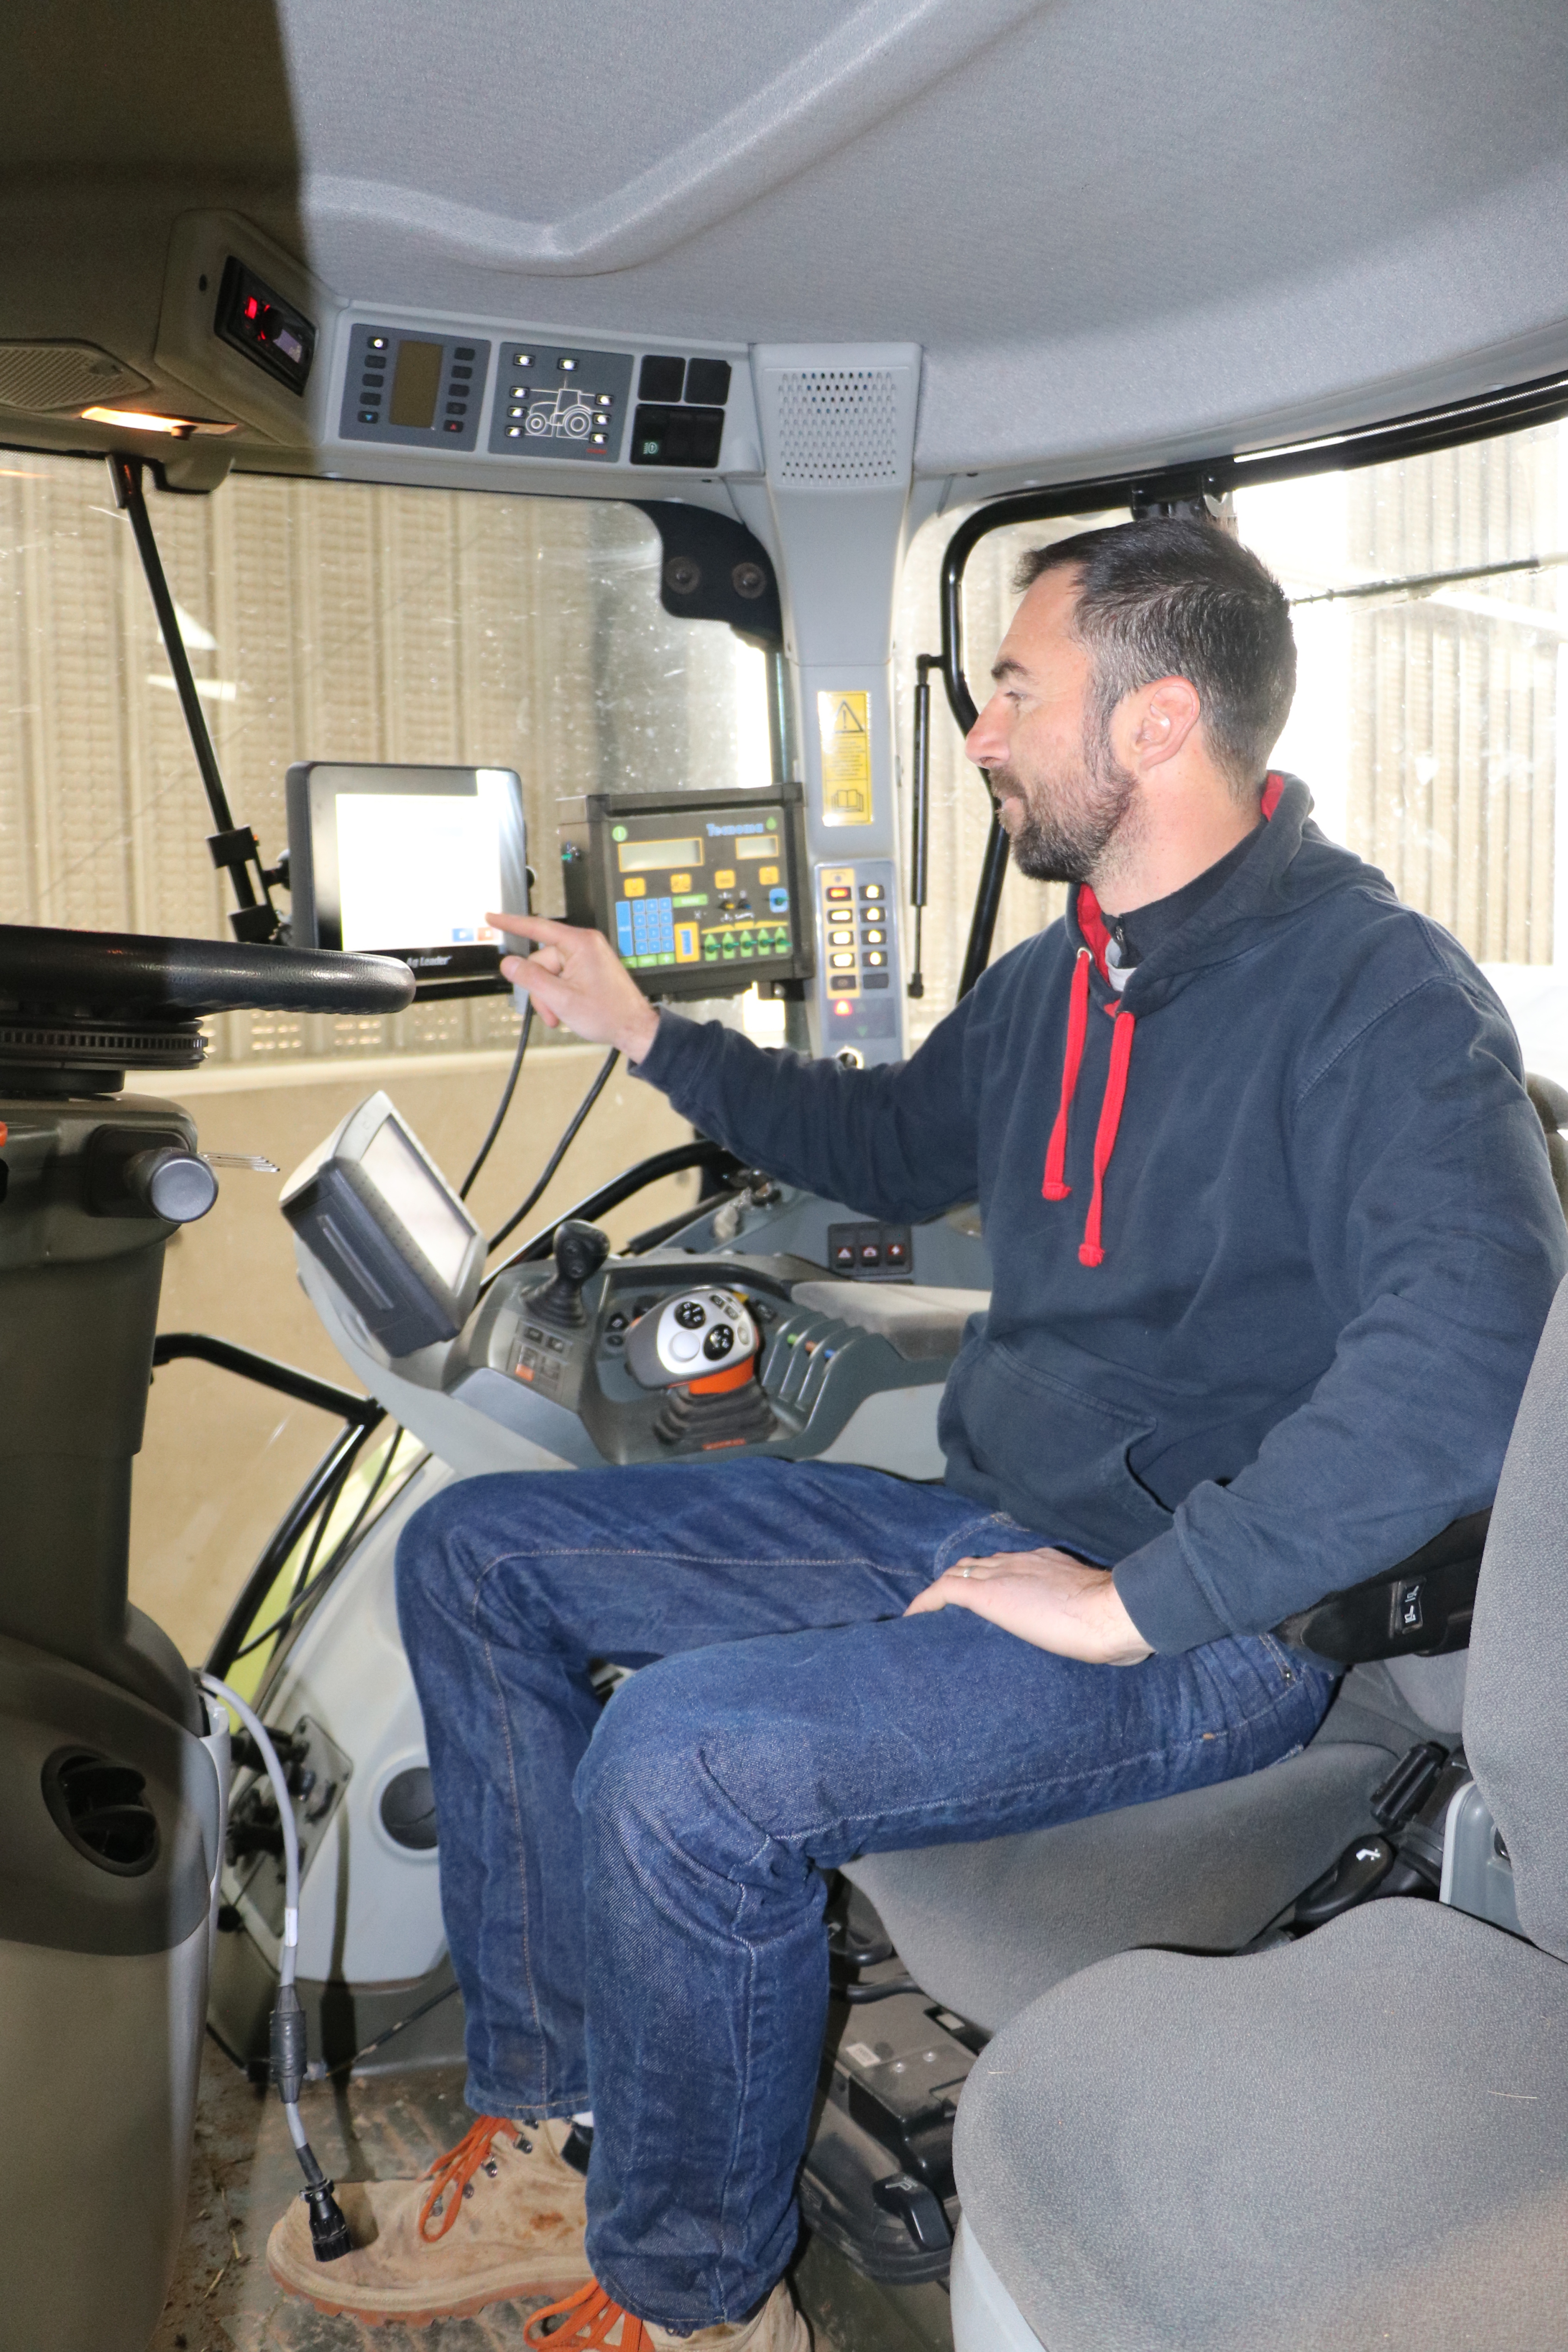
[4,0,1568,491]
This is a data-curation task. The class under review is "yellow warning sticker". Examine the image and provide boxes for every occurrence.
[818,690,872,827]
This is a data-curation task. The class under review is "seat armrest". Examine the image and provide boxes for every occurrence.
[1273,1510,1489,1664]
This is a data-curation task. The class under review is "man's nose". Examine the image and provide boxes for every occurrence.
[966,694,1007,768]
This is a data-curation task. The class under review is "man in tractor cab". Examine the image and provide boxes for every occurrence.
[266,519,1567,2348]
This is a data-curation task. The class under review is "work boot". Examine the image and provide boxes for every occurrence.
[267,2112,593,2324]
[523,2277,809,2348]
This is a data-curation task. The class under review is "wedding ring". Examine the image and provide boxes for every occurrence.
[960,1563,974,1578]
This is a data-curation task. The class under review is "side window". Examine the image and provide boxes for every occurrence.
[896,421,1564,1064]
[0,460,772,1065]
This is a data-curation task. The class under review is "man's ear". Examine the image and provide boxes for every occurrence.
[1123,676,1203,773]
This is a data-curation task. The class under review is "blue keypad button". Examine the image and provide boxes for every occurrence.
[615,902,634,956]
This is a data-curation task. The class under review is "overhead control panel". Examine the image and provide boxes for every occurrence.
[327,312,750,475]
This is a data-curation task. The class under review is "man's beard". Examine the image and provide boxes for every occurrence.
[990,723,1139,886]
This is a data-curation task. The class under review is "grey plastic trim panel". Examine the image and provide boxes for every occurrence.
[814,1383,946,1477]
[1440,1779,1522,1938]
[950,2216,1045,2352]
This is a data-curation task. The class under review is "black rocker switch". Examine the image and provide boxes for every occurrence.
[530,1220,611,1328]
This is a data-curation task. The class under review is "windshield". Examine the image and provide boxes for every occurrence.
[0,458,772,1066]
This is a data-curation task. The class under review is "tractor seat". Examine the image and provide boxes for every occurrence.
[949,1269,1568,2352]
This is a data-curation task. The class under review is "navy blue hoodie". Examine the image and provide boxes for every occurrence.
[636,778,1568,1652]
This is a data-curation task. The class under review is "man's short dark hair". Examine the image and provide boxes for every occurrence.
[1016,519,1296,798]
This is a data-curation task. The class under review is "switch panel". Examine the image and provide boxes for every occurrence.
[489,342,633,463]
[827,1222,913,1281]
[339,325,490,449]
[817,859,899,1050]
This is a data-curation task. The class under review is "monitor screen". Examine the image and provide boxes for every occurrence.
[287,761,528,995]
[281,1087,487,1357]
[359,1114,477,1288]
[336,790,504,952]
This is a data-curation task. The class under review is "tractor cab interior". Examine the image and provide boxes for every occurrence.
[4,7,1568,2348]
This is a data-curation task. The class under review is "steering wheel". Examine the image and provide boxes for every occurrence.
[0,923,416,1090]
[0,925,414,1016]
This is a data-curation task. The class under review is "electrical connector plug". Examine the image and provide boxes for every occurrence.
[302,2177,353,2263]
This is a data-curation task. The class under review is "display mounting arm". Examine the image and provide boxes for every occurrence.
[108,453,282,944]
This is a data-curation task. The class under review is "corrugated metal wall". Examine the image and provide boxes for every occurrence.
[1346,429,1559,965]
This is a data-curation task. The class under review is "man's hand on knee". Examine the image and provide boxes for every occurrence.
[489,910,661,1062]
[904,1547,1154,1665]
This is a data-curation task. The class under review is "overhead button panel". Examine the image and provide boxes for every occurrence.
[340,324,490,449]
[489,342,632,462]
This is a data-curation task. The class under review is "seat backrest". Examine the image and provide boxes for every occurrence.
[1526,1072,1568,1220]
[1464,1270,1568,1961]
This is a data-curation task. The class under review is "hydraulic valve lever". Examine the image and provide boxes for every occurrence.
[529,1220,611,1328]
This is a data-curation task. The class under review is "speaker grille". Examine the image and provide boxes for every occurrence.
[0,342,149,413]
[773,368,902,486]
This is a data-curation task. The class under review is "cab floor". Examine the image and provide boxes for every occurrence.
[154,2040,952,2352]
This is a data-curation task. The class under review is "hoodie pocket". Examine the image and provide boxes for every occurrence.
[941,1338,1175,1556]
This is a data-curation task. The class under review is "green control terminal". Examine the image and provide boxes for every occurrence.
[560,784,815,999]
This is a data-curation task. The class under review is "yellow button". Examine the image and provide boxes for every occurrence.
[829,929,853,946]
[759,864,779,885]
[669,872,692,892]
[675,922,700,963]
[624,878,646,899]
[714,869,735,889]
[830,952,856,969]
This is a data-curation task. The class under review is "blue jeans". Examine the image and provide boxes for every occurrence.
[395,1457,1335,2329]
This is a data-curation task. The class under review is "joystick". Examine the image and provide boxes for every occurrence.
[625,1285,776,1449]
[530,1219,611,1328]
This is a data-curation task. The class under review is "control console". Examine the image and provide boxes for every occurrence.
[285,1090,990,1487]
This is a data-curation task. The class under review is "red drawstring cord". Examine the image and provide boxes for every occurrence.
[1042,948,1091,1201]
[1049,792,1289,1263]
[1078,1006,1135,1267]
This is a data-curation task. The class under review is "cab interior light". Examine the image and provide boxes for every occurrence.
[79,404,239,437]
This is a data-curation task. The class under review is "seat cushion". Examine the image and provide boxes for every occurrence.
[844,1738,1394,2032]
[954,1897,1568,2352]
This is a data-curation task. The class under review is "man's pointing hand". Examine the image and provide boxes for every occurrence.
[489,911,660,1064]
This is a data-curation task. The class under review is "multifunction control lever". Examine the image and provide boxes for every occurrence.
[625,1288,759,1388]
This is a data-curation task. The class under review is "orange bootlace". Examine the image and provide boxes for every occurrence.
[418,2114,528,2242]
[523,2280,653,2348]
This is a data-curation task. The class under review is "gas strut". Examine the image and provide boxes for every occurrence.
[907,655,939,1000]
[199,1673,353,2263]
[107,453,283,944]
